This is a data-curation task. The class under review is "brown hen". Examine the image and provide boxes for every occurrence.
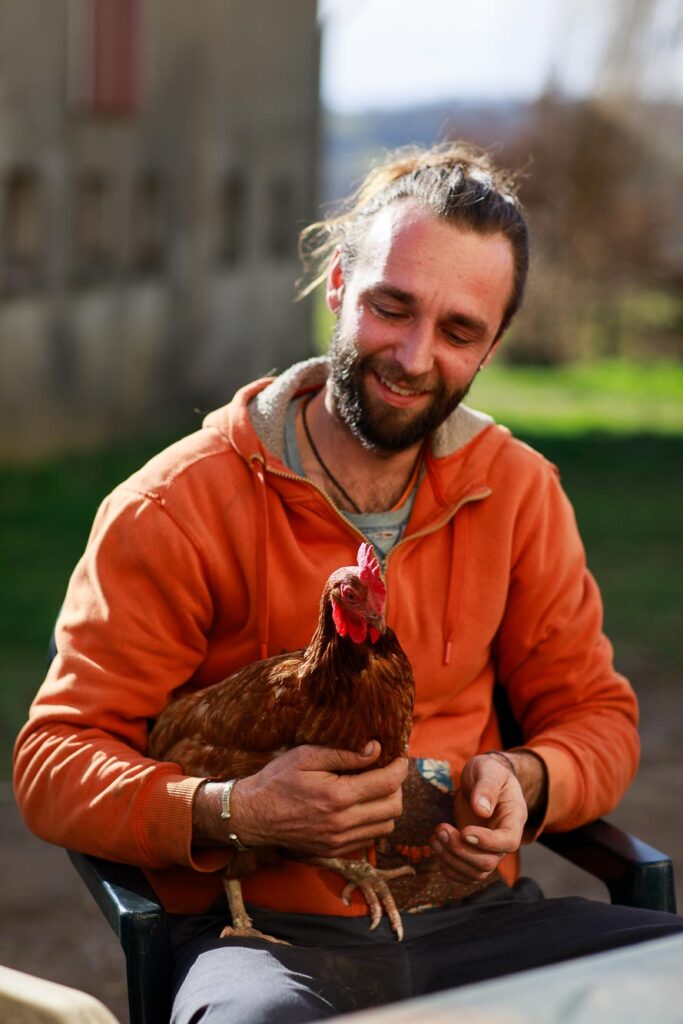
[148,542,415,941]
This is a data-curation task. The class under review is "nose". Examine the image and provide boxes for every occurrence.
[393,319,435,378]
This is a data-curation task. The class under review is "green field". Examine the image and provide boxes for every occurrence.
[467,360,683,436]
[2,362,682,779]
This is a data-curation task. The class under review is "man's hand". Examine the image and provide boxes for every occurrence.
[192,742,408,856]
[429,750,546,884]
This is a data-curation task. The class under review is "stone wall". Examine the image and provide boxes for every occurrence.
[0,0,320,459]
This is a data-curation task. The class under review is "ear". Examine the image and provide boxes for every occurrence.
[325,249,345,315]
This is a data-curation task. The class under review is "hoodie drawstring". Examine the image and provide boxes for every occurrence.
[442,510,468,666]
[249,454,271,661]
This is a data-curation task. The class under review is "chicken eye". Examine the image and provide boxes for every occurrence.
[341,585,358,604]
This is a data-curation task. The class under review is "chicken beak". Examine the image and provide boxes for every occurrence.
[368,613,386,634]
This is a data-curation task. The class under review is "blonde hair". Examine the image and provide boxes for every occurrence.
[298,140,529,338]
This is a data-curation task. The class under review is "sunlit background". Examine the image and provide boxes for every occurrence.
[1,3,682,1019]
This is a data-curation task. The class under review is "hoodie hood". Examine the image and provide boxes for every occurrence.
[204,356,507,493]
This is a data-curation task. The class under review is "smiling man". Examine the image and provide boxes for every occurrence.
[15,142,683,1023]
[307,199,514,507]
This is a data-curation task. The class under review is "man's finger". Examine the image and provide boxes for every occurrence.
[295,741,382,772]
[433,826,498,863]
[459,825,520,855]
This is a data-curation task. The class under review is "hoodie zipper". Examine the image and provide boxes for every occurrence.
[260,455,491,567]
[259,460,371,543]
[384,487,492,569]
[385,487,492,667]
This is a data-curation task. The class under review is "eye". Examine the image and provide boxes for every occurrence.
[369,299,406,321]
[341,585,359,603]
[444,328,475,346]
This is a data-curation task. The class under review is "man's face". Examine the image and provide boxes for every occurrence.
[327,200,514,453]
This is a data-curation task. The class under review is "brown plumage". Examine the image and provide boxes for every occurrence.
[148,542,415,941]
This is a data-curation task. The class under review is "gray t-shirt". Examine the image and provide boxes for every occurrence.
[283,397,416,558]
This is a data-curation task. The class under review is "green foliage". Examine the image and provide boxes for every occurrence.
[518,434,682,681]
[0,429,188,778]
[312,286,335,354]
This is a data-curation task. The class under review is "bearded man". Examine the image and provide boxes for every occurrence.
[15,142,683,1023]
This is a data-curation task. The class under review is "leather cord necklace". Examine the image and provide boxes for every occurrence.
[301,397,363,513]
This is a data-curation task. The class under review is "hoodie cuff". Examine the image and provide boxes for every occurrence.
[139,772,233,872]
[520,743,581,839]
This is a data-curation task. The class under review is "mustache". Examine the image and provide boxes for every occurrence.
[363,357,436,394]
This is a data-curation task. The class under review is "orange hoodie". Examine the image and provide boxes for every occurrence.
[14,358,639,915]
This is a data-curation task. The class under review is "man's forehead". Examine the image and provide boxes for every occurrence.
[349,199,512,285]
[353,200,431,268]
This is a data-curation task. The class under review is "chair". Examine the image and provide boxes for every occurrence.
[50,635,675,1024]
[67,851,171,1024]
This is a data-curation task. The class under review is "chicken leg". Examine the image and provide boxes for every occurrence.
[220,874,289,945]
[307,856,415,940]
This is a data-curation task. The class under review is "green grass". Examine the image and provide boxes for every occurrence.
[2,365,682,779]
[467,360,683,435]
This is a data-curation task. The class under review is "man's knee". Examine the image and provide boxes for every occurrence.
[172,943,341,1024]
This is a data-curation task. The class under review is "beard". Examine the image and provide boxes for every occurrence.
[328,322,474,453]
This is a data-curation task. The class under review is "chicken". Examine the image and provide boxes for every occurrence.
[148,542,416,941]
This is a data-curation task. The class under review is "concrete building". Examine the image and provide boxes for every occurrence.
[0,0,320,459]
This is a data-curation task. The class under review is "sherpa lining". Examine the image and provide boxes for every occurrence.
[248,357,494,462]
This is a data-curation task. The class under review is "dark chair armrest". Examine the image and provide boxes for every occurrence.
[68,850,172,1024]
[539,818,677,913]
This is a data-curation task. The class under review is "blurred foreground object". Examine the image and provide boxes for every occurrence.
[330,933,683,1024]
[0,964,119,1024]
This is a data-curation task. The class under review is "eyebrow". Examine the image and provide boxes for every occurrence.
[368,284,489,337]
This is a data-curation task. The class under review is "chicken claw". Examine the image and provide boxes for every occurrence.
[221,875,290,945]
[220,924,290,945]
[309,857,415,941]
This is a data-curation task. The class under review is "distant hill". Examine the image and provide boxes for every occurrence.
[320,98,532,204]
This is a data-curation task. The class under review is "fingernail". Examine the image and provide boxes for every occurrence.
[438,830,449,845]
[362,742,374,755]
[477,796,492,813]
[465,835,480,846]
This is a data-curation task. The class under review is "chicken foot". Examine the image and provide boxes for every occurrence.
[220,875,290,945]
[307,857,415,941]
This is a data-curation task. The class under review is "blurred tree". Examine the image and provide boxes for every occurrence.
[498,0,683,364]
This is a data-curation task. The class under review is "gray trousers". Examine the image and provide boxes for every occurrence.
[169,880,683,1023]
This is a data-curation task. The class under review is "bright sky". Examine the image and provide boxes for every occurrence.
[318,0,682,112]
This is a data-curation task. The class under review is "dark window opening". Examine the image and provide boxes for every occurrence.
[268,177,295,259]
[220,171,247,266]
[73,171,115,282]
[131,171,165,272]
[1,168,42,292]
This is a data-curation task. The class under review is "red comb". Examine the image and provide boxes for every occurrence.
[357,543,386,609]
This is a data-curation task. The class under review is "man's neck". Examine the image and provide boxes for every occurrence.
[296,387,424,514]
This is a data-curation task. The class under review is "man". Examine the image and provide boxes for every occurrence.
[14,142,682,1022]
